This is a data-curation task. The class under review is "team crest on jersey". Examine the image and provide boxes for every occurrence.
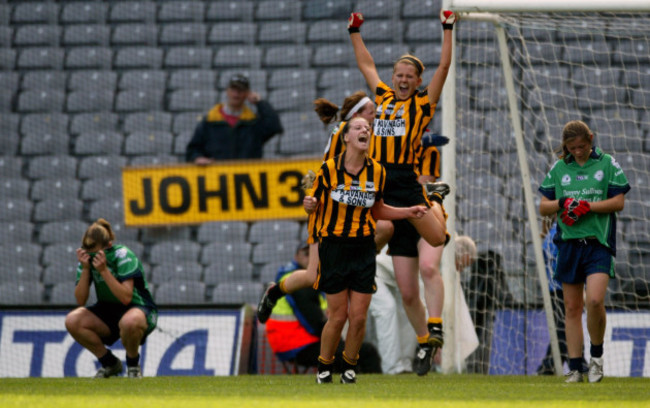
[561,174,571,185]
[115,247,128,259]
[594,170,604,181]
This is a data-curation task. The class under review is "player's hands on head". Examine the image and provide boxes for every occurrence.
[347,12,364,33]
[440,10,457,30]
[77,248,91,268]
[91,250,108,273]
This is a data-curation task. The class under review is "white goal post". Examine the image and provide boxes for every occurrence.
[440,0,650,375]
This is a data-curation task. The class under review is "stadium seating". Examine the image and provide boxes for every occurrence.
[0,0,647,308]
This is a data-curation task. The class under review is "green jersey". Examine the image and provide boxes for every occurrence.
[539,147,630,253]
[76,244,156,309]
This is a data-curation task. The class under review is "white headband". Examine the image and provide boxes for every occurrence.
[344,97,371,121]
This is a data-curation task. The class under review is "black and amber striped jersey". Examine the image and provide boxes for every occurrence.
[322,121,346,162]
[309,121,347,244]
[417,145,441,179]
[309,152,386,239]
[371,81,436,167]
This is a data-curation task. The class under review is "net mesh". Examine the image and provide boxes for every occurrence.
[456,12,650,375]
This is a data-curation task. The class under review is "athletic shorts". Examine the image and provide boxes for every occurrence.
[554,238,615,284]
[87,301,158,346]
[316,236,377,294]
[382,165,429,208]
[388,219,420,257]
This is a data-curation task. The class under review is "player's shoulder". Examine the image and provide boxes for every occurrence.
[376,80,392,95]
[548,159,564,172]
[111,244,135,260]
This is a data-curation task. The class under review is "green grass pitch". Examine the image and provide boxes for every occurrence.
[1,374,649,408]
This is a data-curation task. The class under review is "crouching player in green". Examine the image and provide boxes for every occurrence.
[65,218,157,378]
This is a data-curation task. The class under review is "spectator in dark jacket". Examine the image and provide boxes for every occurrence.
[185,74,283,163]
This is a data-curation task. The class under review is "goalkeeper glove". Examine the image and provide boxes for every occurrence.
[347,12,364,34]
[558,198,590,226]
[440,10,457,30]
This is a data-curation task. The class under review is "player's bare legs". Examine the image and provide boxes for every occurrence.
[258,243,319,323]
[418,240,444,318]
[418,240,445,365]
[585,273,608,382]
[65,307,111,358]
[119,308,147,359]
[393,255,434,375]
[410,204,447,248]
[320,290,348,360]
[585,273,608,345]
[562,283,585,360]
[393,256,428,338]
[343,291,373,364]
[375,220,394,253]
[282,243,319,292]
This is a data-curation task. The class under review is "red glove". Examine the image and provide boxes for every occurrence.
[347,12,364,33]
[561,209,579,226]
[573,200,591,217]
[559,198,590,226]
[440,10,457,30]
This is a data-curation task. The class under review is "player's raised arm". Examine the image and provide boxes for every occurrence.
[348,12,380,92]
[427,10,457,107]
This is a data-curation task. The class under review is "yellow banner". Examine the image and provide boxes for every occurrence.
[121,158,322,226]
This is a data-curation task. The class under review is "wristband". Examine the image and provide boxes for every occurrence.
[442,24,454,30]
[558,197,567,208]
[348,27,360,34]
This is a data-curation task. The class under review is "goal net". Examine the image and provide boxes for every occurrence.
[445,2,650,376]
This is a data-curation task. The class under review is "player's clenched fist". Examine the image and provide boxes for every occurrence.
[348,12,364,33]
[440,9,457,30]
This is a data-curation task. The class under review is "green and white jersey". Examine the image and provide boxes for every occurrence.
[76,244,156,309]
[539,147,630,253]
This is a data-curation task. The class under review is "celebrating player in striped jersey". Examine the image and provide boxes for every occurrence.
[305,116,427,383]
[347,9,456,375]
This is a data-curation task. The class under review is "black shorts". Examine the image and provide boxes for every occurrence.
[554,239,615,284]
[382,166,429,208]
[87,301,157,346]
[316,236,377,294]
[388,218,420,257]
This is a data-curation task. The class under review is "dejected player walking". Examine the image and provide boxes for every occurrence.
[539,120,630,383]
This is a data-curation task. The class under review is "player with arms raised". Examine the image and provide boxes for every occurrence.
[347,9,456,375]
